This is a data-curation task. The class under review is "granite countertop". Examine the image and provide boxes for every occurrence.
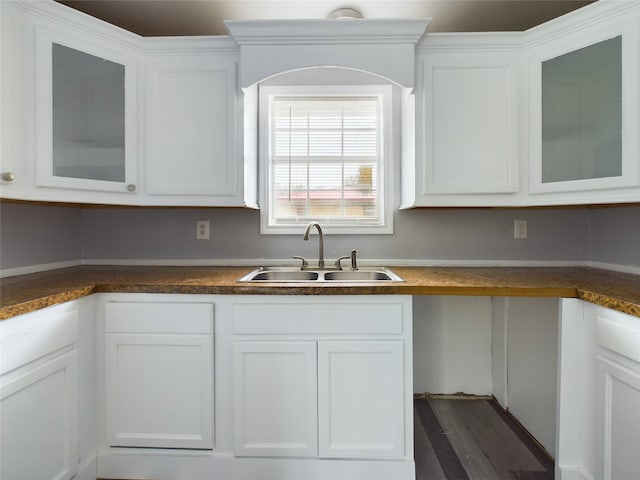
[0,265,639,320]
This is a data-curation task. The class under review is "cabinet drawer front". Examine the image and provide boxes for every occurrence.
[105,302,214,334]
[232,300,405,335]
[597,310,640,364]
[1,305,78,375]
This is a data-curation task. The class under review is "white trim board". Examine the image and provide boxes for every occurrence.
[0,260,83,278]
[2,259,638,279]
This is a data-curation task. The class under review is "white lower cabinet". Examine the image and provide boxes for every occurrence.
[233,339,406,459]
[104,299,214,449]
[596,356,640,480]
[231,296,413,461]
[595,307,640,480]
[318,340,405,458]
[233,341,318,456]
[557,300,640,480]
[0,303,79,480]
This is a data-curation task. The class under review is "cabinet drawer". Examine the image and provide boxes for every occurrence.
[232,299,405,335]
[1,304,78,375]
[105,302,213,334]
[597,310,640,364]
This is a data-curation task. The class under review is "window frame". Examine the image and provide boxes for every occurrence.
[259,84,394,235]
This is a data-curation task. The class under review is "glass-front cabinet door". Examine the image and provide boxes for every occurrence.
[35,27,137,193]
[529,21,639,197]
[542,37,622,184]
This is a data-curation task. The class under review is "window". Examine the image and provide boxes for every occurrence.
[259,85,393,234]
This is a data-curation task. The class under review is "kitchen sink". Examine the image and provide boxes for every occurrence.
[323,270,402,281]
[238,267,403,283]
[244,270,319,282]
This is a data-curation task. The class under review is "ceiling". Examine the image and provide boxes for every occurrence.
[55,0,596,37]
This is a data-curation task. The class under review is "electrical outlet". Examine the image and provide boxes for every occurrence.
[196,220,210,240]
[514,219,527,239]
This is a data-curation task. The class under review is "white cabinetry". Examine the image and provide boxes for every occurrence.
[35,25,138,194]
[318,340,405,458]
[95,293,414,480]
[233,341,318,456]
[144,42,251,206]
[0,1,23,191]
[557,300,640,480]
[526,1,640,205]
[403,36,521,208]
[0,302,79,480]
[1,0,140,203]
[231,296,412,461]
[1,1,255,207]
[595,307,640,480]
[104,299,214,449]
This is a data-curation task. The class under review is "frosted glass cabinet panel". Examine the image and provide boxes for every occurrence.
[52,44,125,183]
[541,37,622,184]
[35,27,137,193]
[529,18,640,200]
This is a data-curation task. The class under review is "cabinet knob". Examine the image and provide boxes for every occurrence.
[127,184,136,192]
[2,172,15,182]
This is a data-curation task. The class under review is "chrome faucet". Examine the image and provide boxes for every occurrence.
[303,221,324,268]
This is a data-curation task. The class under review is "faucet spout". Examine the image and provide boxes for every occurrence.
[303,221,324,268]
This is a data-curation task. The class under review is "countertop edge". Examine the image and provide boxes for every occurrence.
[1,266,638,319]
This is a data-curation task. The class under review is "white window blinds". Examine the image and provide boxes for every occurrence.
[268,95,384,227]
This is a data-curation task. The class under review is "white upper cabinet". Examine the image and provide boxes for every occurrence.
[526,1,640,205]
[143,41,250,206]
[0,0,141,204]
[0,2,23,191]
[35,26,139,194]
[2,0,638,208]
[406,0,639,208]
[404,36,521,207]
[1,1,253,207]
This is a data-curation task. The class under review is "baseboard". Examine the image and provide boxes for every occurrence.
[0,259,82,278]
[83,258,591,268]
[75,454,97,480]
[585,261,640,276]
[96,451,415,480]
[555,465,596,480]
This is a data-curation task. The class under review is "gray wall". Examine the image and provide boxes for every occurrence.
[1,202,638,270]
[78,206,590,263]
[0,202,82,269]
[587,205,640,267]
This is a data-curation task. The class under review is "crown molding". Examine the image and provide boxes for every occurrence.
[225,18,431,46]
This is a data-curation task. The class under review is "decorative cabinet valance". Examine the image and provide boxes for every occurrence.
[225,19,430,88]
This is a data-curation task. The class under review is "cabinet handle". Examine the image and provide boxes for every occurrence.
[2,172,15,182]
[127,184,136,192]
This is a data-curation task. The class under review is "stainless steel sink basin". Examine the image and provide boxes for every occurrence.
[238,267,403,283]
[323,270,402,282]
[245,270,319,282]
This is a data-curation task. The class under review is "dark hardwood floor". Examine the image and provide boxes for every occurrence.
[414,397,554,480]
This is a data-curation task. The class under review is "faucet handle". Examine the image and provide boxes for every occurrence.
[292,256,309,270]
[350,250,358,271]
[334,255,350,270]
